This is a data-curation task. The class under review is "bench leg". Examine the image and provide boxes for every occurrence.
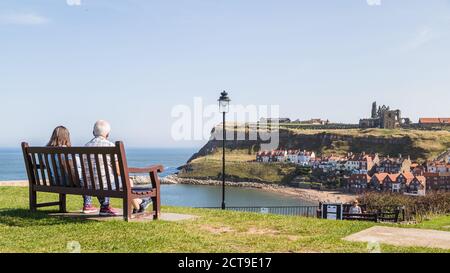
[123,198,131,222]
[29,188,37,212]
[59,194,67,213]
[152,196,160,220]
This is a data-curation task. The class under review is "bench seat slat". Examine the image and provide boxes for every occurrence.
[32,185,125,198]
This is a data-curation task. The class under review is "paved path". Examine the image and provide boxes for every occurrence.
[0,181,28,187]
[344,226,450,250]
[49,211,198,222]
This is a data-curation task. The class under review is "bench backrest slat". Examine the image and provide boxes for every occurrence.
[64,153,75,187]
[50,153,61,186]
[94,154,104,191]
[110,153,121,190]
[43,153,54,186]
[30,153,41,186]
[86,154,96,190]
[21,142,130,196]
[102,154,113,191]
[71,153,81,187]
[37,153,48,186]
[57,154,67,186]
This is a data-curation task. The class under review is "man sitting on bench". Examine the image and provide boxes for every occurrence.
[82,120,151,216]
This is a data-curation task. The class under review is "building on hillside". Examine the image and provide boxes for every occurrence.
[298,119,330,125]
[256,151,271,163]
[259,118,291,124]
[344,153,375,174]
[367,172,426,194]
[419,118,450,127]
[274,150,288,162]
[313,155,346,172]
[369,173,388,191]
[359,101,410,129]
[286,150,300,163]
[411,164,426,176]
[297,150,316,166]
[426,161,450,174]
[423,173,450,192]
[407,176,426,196]
[376,156,412,174]
[381,173,401,193]
[347,174,371,193]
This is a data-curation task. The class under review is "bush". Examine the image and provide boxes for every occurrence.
[358,192,450,222]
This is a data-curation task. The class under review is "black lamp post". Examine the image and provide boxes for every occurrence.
[218,91,230,210]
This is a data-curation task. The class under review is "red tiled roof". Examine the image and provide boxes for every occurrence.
[419,118,450,124]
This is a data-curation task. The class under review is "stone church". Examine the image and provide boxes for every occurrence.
[359,102,410,129]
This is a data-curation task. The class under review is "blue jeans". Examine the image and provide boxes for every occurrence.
[83,196,110,209]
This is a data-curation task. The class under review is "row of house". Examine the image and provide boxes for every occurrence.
[347,172,426,195]
[256,150,414,174]
[348,171,450,195]
[311,153,378,174]
[310,153,412,175]
[256,150,316,166]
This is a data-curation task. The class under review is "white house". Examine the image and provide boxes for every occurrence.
[297,151,316,166]
[427,161,450,174]
[256,151,271,163]
[274,150,288,162]
[286,150,300,163]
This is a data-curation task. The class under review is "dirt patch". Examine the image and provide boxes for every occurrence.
[201,225,235,234]
[245,227,280,236]
[287,235,300,241]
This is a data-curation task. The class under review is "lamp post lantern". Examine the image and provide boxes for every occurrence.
[218,91,230,210]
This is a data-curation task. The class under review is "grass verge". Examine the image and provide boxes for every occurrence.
[0,187,448,253]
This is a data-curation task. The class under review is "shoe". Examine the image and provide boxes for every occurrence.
[133,208,138,214]
[139,199,153,213]
[99,206,120,217]
[82,204,98,214]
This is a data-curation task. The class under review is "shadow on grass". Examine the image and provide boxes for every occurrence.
[0,209,88,227]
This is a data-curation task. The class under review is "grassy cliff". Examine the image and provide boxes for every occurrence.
[179,127,450,183]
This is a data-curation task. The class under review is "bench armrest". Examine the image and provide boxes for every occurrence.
[128,165,164,174]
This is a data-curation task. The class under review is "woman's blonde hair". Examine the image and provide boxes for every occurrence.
[47,126,72,147]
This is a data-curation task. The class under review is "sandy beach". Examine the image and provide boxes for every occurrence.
[159,175,356,203]
[1,176,356,204]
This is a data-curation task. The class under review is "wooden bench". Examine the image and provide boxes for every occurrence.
[21,141,163,221]
[343,213,378,222]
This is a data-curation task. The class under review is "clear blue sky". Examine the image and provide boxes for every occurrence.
[1,0,449,148]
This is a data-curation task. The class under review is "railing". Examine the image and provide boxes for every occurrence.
[200,206,320,217]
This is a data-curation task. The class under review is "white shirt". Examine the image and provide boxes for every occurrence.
[83,136,117,189]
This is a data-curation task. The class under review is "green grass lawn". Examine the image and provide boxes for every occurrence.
[0,187,448,253]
